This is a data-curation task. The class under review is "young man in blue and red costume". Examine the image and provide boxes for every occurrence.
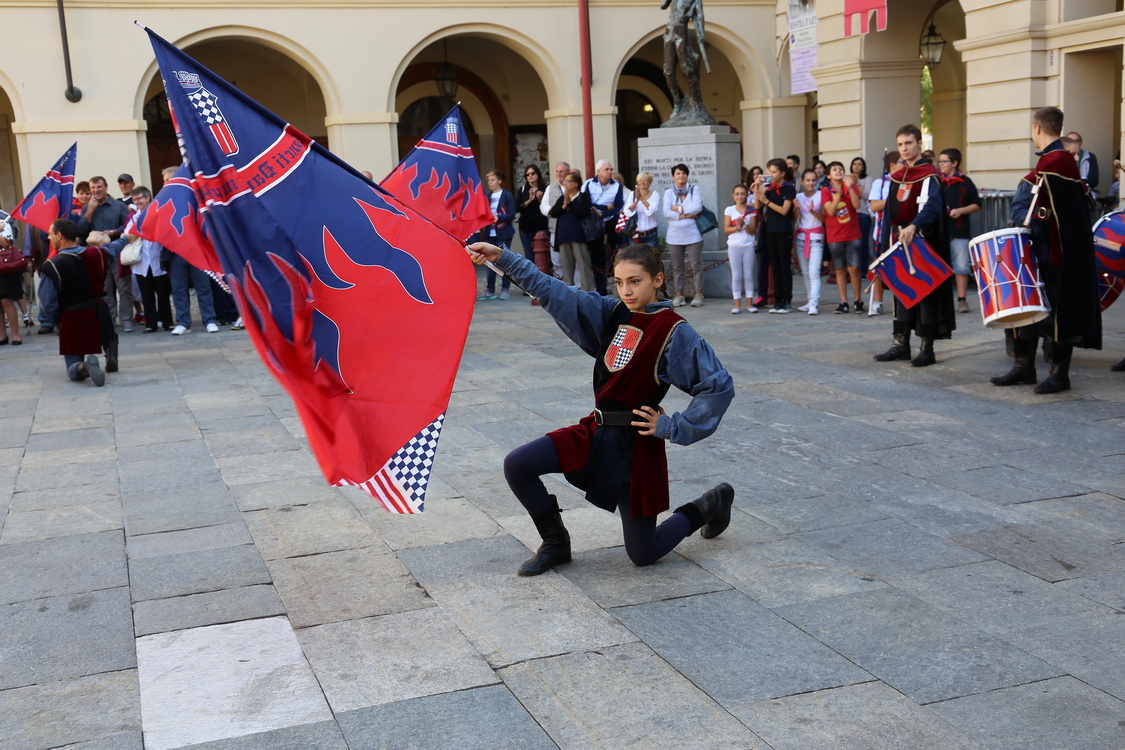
[991,106,1101,393]
[873,124,955,367]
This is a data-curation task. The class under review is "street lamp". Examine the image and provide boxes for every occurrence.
[436,40,459,102]
[920,23,946,66]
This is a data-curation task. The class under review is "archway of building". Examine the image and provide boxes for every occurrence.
[138,36,330,191]
[393,34,551,194]
[1062,44,1122,196]
[612,28,759,184]
[925,1,968,168]
[0,84,21,213]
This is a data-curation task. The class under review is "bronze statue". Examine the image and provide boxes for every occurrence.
[661,0,718,127]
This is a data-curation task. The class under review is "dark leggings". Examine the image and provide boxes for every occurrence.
[503,436,693,566]
[765,232,794,305]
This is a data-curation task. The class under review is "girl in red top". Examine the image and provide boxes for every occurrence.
[821,162,865,314]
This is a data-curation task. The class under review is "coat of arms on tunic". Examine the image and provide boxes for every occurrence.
[605,325,644,372]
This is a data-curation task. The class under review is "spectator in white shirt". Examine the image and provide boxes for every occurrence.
[623,172,660,247]
[663,163,704,307]
[540,161,570,278]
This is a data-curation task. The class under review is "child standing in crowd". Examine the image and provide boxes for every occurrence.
[724,183,758,313]
[938,148,981,313]
[754,159,796,313]
[865,151,900,316]
[466,240,735,575]
[794,169,825,316]
[823,161,865,314]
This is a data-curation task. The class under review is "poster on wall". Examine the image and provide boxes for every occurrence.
[788,0,818,95]
[510,131,549,189]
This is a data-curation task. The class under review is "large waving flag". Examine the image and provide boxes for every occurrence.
[132,162,224,281]
[144,26,476,513]
[12,143,77,233]
[381,105,492,241]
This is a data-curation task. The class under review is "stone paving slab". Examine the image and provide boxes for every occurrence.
[1,586,136,690]
[297,607,500,713]
[136,617,332,750]
[952,522,1125,582]
[928,676,1125,750]
[0,529,126,604]
[0,669,141,750]
[126,521,253,560]
[1001,611,1125,701]
[241,498,377,560]
[132,584,287,637]
[558,547,730,608]
[336,684,558,750]
[0,499,122,544]
[499,642,769,749]
[734,680,990,750]
[127,544,271,602]
[775,588,1063,705]
[612,589,872,705]
[179,721,347,750]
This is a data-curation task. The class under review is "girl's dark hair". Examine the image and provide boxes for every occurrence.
[732,183,748,193]
[800,168,817,180]
[671,163,690,176]
[850,157,867,179]
[614,243,664,278]
[814,160,827,170]
[766,158,793,183]
[523,164,544,186]
[749,166,763,179]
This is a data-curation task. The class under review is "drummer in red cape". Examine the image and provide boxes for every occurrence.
[990,106,1101,394]
[873,124,956,367]
[467,240,735,576]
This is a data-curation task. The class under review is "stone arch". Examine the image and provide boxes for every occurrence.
[388,24,568,112]
[0,80,21,211]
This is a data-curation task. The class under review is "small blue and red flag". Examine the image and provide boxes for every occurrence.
[381,105,492,241]
[869,236,952,309]
[11,143,77,233]
[131,162,225,283]
[144,25,476,513]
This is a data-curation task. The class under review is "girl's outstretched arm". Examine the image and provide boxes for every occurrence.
[468,242,618,356]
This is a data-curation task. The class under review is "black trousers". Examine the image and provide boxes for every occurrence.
[135,271,174,331]
[587,223,618,295]
[765,232,793,306]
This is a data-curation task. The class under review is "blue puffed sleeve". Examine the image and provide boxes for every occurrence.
[653,323,734,445]
[1010,180,1033,225]
[493,248,618,356]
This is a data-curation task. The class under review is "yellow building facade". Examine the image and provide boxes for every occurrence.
[0,0,1122,213]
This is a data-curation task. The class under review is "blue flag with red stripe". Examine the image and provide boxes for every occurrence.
[145,26,476,513]
[12,143,77,234]
[381,105,492,241]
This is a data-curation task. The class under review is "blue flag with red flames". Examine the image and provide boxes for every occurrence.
[132,162,225,283]
[381,105,492,241]
[12,143,77,233]
[145,27,476,513]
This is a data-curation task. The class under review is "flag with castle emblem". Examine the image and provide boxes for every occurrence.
[144,25,476,513]
[11,143,77,233]
[381,104,493,241]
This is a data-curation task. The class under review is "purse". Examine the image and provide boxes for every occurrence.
[0,246,28,275]
[118,237,144,266]
[695,206,719,234]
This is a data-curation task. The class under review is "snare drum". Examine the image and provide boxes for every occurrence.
[1093,211,1125,279]
[968,227,1050,329]
[1099,271,1124,312]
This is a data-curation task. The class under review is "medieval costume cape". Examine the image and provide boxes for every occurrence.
[38,246,113,356]
[879,161,956,340]
[1010,141,1101,349]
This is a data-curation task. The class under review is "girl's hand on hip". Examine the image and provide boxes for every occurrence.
[631,405,666,436]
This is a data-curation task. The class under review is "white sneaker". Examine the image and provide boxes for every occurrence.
[206,323,220,333]
[171,325,190,335]
[868,301,883,317]
[731,307,741,314]
[690,294,704,307]
[798,304,810,312]
[748,306,759,313]
[808,303,819,315]
[673,295,686,307]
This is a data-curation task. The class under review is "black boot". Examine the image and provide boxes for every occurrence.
[991,333,1037,385]
[517,497,571,576]
[1111,357,1125,372]
[1004,328,1015,357]
[874,322,912,361]
[1035,343,1072,394]
[105,341,119,373]
[911,337,935,367]
[675,482,735,539]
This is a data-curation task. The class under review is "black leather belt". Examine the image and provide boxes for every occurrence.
[594,408,635,427]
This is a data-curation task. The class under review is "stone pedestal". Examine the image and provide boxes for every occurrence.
[637,125,742,299]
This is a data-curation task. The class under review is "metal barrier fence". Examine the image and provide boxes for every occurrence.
[969,189,1016,237]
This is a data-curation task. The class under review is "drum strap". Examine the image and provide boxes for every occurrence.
[917,176,933,207]
[1023,176,1045,228]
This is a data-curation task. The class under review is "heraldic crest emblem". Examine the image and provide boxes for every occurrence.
[175,70,239,156]
[605,325,644,372]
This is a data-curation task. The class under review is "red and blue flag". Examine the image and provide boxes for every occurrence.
[132,162,225,283]
[870,236,952,309]
[11,142,77,233]
[381,104,492,241]
[145,26,476,513]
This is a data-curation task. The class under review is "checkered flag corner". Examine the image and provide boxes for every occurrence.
[338,414,445,514]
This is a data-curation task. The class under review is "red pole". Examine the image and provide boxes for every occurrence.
[578,0,595,179]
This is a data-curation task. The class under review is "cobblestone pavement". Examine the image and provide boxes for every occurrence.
[2,275,1125,750]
